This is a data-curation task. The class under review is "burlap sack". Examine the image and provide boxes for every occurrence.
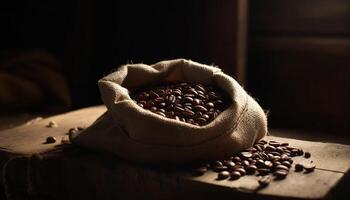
[70,59,267,164]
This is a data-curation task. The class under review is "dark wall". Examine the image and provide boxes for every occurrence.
[1,1,243,108]
[248,0,350,134]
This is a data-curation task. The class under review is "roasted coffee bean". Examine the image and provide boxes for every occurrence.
[304,163,316,172]
[223,161,236,169]
[295,163,304,172]
[212,161,223,167]
[274,170,289,179]
[182,109,195,117]
[155,111,166,117]
[275,165,289,171]
[232,156,241,163]
[304,152,311,158]
[242,160,250,168]
[213,166,228,172]
[217,171,230,180]
[235,168,246,176]
[195,117,207,125]
[240,151,253,158]
[269,141,280,147]
[46,136,56,144]
[258,168,270,175]
[246,165,257,175]
[258,176,271,187]
[230,171,241,180]
[281,142,289,146]
[281,161,291,168]
[264,161,273,168]
[264,145,276,151]
[256,159,265,168]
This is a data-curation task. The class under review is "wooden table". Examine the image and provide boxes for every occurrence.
[0,106,349,200]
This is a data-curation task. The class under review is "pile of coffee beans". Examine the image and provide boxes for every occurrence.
[193,139,316,187]
[132,82,230,126]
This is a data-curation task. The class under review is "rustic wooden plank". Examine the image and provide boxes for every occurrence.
[1,106,349,200]
[250,0,350,35]
[0,106,106,155]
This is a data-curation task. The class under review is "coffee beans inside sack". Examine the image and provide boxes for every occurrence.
[132,82,230,126]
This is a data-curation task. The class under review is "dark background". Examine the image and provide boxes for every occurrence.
[1,0,350,137]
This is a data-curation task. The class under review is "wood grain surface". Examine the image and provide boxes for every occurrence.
[0,105,349,200]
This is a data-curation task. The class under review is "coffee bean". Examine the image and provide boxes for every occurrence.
[295,163,304,172]
[304,152,311,158]
[193,98,201,105]
[168,95,176,103]
[46,136,56,144]
[213,166,228,172]
[235,168,246,176]
[217,171,230,180]
[264,161,273,168]
[212,161,223,167]
[242,160,250,167]
[232,156,241,163]
[194,105,208,112]
[281,142,289,146]
[258,168,270,175]
[275,164,289,171]
[240,151,253,159]
[246,165,257,175]
[274,170,289,179]
[304,163,316,172]
[195,117,207,125]
[269,141,280,147]
[155,111,166,117]
[230,171,241,180]
[182,109,195,117]
[46,121,58,128]
[281,161,291,168]
[264,145,276,151]
[205,102,214,108]
[258,176,271,187]
[256,159,265,168]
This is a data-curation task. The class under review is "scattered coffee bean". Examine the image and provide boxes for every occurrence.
[230,171,241,180]
[46,121,58,128]
[246,165,257,175]
[274,170,289,179]
[46,136,56,144]
[304,163,316,172]
[61,136,70,145]
[240,151,253,158]
[275,164,289,171]
[304,152,311,158]
[132,82,230,126]
[217,171,230,180]
[235,168,246,176]
[258,175,271,187]
[295,163,304,172]
[258,168,270,175]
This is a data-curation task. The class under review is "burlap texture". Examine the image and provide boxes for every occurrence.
[71,59,267,164]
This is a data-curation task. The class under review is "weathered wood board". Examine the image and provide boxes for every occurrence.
[0,106,349,200]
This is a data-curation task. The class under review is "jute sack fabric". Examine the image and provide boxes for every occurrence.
[70,59,267,164]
